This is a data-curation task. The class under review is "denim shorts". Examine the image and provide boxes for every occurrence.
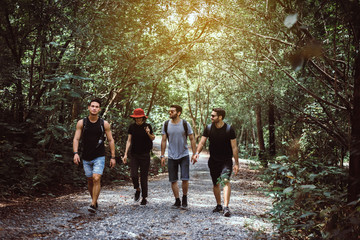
[83,156,105,178]
[168,155,190,182]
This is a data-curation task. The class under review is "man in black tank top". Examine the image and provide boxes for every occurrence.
[73,99,116,213]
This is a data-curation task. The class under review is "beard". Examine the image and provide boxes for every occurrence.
[211,118,219,124]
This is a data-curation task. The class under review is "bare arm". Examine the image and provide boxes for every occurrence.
[73,120,83,165]
[104,120,116,168]
[192,136,207,162]
[231,138,239,175]
[188,134,197,164]
[145,126,155,141]
[123,134,132,164]
[160,134,167,167]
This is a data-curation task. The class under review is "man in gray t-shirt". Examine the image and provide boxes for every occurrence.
[161,105,197,208]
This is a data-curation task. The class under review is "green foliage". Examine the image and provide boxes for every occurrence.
[260,155,359,239]
[216,170,230,188]
[0,118,83,197]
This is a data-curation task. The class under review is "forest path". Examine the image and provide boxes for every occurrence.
[0,137,275,239]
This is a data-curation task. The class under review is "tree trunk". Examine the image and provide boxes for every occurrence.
[348,54,360,202]
[256,103,265,152]
[146,81,159,117]
[268,98,276,156]
[256,103,266,164]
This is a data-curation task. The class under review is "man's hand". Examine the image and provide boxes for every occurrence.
[191,154,198,165]
[233,164,239,175]
[161,156,166,167]
[145,126,150,134]
[122,155,127,164]
[110,158,116,168]
[73,153,80,165]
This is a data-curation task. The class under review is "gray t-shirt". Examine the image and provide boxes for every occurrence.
[161,119,193,160]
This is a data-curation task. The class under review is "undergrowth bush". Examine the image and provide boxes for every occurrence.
[260,156,360,239]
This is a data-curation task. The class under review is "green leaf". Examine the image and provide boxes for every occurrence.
[299,212,316,218]
[323,192,331,197]
[69,91,82,98]
[300,185,316,189]
[283,186,294,194]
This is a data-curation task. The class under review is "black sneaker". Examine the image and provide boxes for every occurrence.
[88,204,97,213]
[134,190,140,202]
[212,205,223,213]
[223,207,231,217]
[172,198,181,208]
[140,198,147,206]
[95,202,98,209]
[182,195,188,208]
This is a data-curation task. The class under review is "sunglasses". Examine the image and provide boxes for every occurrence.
[211,114,217,118]
[169,110,176,113]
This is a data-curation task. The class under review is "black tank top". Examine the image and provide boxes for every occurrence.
[82,117,105,160]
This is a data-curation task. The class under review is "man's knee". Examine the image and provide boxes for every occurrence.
[92,174,102,183]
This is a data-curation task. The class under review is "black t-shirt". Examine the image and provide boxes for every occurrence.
[128,123,153,154]
[203,123,236,159]
[82,118,105,161]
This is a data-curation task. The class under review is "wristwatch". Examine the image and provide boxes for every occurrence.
[160,155,165,158]
[73,152,78,155]
[111,156,116,159]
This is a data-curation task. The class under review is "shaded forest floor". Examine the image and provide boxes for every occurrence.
[0,138,276,239]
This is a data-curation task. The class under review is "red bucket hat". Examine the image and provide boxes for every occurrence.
[130,108,148,118]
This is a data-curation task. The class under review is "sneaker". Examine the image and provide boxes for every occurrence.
[134,190,140,202]
[88,204,97,213]
[223,207,231,217]
[140,198,147,206]
[95,202,98,209]
[172,198,181,208]
[182,195,188,208]
[212,205,223,213]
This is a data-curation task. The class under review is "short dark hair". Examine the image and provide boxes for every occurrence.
[170,105,182,115]
[212,108,225,119]
[88,98,101,107]
[132,117,147,122]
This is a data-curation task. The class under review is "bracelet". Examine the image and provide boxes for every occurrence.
[74,152,78,155]
[195,152,199,155]
[111,156,116,159]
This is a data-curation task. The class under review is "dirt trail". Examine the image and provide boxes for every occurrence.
[0,138,275,239]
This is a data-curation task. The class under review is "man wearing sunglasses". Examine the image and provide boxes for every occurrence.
[192,108,239,217]
[160,105,197,209]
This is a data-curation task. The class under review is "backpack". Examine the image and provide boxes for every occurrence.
[164,119,189,141]
[82,117,105,149]
[206,123,231,139]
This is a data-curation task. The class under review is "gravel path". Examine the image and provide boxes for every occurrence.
[0,139,275,239]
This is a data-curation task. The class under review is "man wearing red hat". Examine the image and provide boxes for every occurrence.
[123,108,155,205]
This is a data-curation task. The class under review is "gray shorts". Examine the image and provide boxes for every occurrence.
[168,155,190,182]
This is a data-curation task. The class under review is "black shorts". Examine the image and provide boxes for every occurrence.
[208,156,233,186]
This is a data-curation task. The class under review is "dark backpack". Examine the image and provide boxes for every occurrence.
[206,123,231,139]
[164,119,189,141]
[82,117,105,149]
